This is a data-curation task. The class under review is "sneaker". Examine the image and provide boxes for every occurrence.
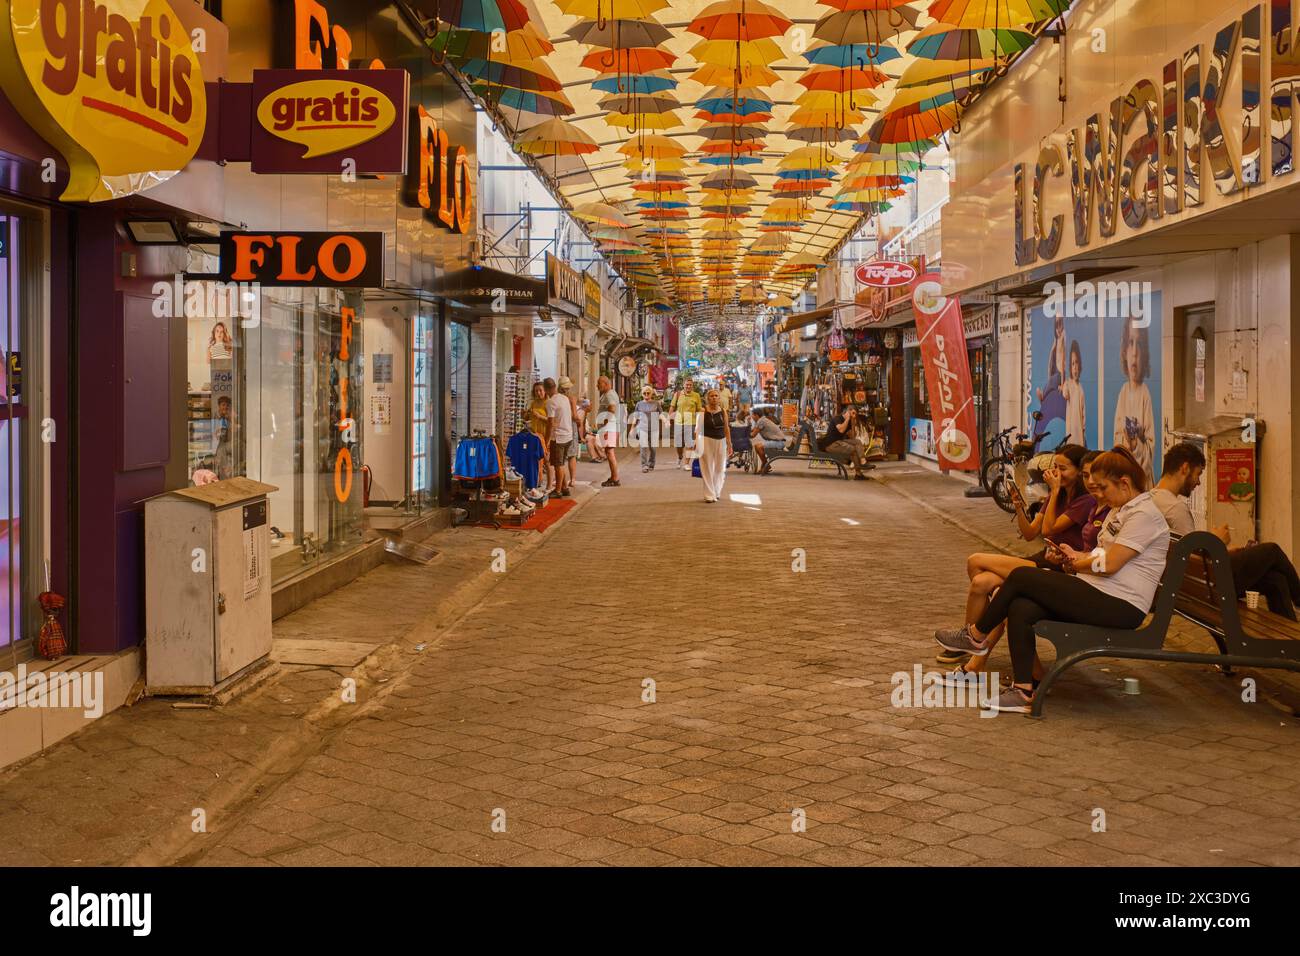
[933,624,989,656]
[983,686,1034,715]
[935,648,970,665]
[854,473,868,481]
[642,466,650,473]
[936,666,981,690]
[602,479,621,487]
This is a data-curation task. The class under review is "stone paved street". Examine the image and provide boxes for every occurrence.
[5,460,1300,866]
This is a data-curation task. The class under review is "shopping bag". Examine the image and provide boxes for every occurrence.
[691,457,702,478]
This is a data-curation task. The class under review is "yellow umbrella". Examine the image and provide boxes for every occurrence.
[690,62,781,86]
[779,146,845,169]
[555,0,670,18]
[887,77,981,109]
[572,202,637,228]
[794,89,879,110]
[689,37,785,68]
[789,107,866,127]
[622,156,690,172]
[617,134,688,157]
[605,111,683,131]
[896,57,995,87]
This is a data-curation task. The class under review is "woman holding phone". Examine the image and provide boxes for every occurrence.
[935,446,1097,687]
[936,446,1170,713]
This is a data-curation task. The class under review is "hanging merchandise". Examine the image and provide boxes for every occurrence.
[453,434,502,481]
[826,310,848,363]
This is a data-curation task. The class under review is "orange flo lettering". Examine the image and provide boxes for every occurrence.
[334,306,356,503]
[405,105,472,233]
[256,77,397,158]
[227,234,370,284]
[0,0,206,202]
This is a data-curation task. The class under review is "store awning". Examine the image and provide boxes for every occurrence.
[608,335,656,357]
[435,266,545,313]
[773,304,851,335]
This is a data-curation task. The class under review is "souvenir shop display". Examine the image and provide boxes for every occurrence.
[501,371,533,440]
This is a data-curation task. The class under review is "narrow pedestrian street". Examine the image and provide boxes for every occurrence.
[7,462,1297,867]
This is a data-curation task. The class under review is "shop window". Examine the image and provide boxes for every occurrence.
[186,285,364,585]
[450,321,471,445]
[0,206,51,664]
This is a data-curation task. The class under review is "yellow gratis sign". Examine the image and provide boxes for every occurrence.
[255,77,397,159]
[0,0,207,202]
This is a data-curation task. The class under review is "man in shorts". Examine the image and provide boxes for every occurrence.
[544,377,574,497]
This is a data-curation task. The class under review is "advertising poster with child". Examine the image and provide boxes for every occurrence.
[1102,293,1162,487]
[1027,306,1098,450]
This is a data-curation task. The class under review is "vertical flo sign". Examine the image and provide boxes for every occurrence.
[911,273,979,471]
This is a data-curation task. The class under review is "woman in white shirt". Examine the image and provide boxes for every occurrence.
[935,446,1170,714]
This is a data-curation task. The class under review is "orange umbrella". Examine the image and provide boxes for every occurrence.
[797,64,890,92]
[580,47,676,72]
[687,0,793,41]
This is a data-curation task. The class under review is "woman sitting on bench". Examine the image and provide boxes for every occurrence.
[937,446,1101,686]
[934,446,1171,714]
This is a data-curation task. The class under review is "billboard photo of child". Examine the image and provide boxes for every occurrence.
[1104,296,1162,486]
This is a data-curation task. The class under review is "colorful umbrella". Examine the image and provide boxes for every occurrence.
[565,18,674,47]
[803,42,902,67]
[429,23,553,61]
[813,7,920,47]
[591,71,679,94]
[927,0,1070,29]
[572,202,637,228]
[456,57,563,92]
[580,47,676,72]
[907,22,1036,60]
[554,0,670,19]
[797,64,890,92]
[514,118,600,156]
[472,83,575,115]
[687,0,793,40]
[409,0,529,34]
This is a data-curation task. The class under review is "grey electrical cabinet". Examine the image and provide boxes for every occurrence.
[145,478,278,695]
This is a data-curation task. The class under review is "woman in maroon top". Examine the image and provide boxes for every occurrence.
[938,445,1096,686]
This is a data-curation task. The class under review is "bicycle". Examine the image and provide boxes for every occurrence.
[981,415,1051,514]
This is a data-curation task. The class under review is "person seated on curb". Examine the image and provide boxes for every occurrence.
[935,446,1172,714]
[819,405,873,480]
[749,407,788,473]
[936,446,1098,686]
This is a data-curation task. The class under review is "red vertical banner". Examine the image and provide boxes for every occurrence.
[911,273,980,471]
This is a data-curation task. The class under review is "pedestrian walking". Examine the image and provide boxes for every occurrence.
[693,388,733,503]
[669,378,702,468]
[634,385,661,472]
[558,377,580,487]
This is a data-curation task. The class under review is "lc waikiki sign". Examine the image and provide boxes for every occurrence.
[1013,2,1300,267]
[0,0,206,202]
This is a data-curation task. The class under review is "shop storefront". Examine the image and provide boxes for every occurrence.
[0,0,226,657]
[945,0,1300,544]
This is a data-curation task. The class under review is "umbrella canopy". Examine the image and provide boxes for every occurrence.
[430,22,554,60]
[907,22,1036,60]
[554,0,669,17]
[804,41,903,67]
[813,7,921,47]
[687,0,793,41]
[927,0,1070,29]
[410,0,529,33]
[565,18,673,47]
[572,202,636,228]
[515,118,600,155]
[797,64,891,92]
[473,83,575,115]
[580,47,676,72]
[590,71,679,94]
[456,57,563,92]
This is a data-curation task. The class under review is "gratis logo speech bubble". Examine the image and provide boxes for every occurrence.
[256,78,397,159]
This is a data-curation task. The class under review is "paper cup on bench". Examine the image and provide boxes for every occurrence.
[1245,590,1261,609]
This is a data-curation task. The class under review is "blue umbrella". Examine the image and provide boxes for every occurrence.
[695,96,774,114]
[591,73,678,94]
[698,154,763,166]
[804,42,902,68]
[776,168,839,181]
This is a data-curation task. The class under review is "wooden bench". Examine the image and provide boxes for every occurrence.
[1030,531,1300,717]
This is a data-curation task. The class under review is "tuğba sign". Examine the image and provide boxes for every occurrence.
[855,260,917,288]
[0,0,207,202]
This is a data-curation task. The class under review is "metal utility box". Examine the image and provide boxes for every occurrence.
[1170,416,1260,543]
[145,477,278,694]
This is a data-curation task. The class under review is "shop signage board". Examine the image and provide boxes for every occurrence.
[547,253,584,316]
[1003,1,1279,270]
[1216,447,1256,503]
[0,0,208,202]
[855,260,918,288]
[403,104,473,233]
[856,255,925,324]
[583,273,601,325]
[435,266,545,307]
[249,69,409,174]
[218,231,384,287]
[911,272,979,472]
[909,418,936,460]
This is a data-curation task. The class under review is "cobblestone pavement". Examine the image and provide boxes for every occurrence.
[5,456,1300,866]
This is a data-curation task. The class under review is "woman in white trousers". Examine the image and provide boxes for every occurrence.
[694,389,733,503]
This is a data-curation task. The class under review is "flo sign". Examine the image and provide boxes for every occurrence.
[0,0,207,202]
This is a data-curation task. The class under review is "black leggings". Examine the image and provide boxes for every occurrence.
[976,567,1146,683]
[1230,543,1300,620]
